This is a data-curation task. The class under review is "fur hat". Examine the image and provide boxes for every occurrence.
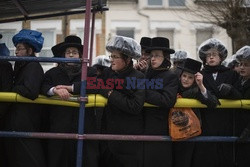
[106,35,141,59]
[146,37,175,54]
[140,37,151,50]
[0,43,10,56]
[12,29,44,53]
[52,35,83,57]
[235,45,250,61]
[198,38,227,63]
[171,50,189,62]
[178,58,202,74]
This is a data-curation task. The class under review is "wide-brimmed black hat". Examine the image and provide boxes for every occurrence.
[146,37,175,54]
[178,58,202,74]
[52,35,83,57]
[140,37,151,50]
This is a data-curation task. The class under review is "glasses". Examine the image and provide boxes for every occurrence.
[65,51,79,55]
[206,52,219,58]
[15,48,26,52]
[239,62,250,67]
[109,55,122,59]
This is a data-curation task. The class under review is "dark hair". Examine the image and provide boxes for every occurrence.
[163,50,172,69]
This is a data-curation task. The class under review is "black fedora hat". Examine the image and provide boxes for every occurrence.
[146,37,175,54]
[178,58,202,74]
[52,35,83,57]
[140,37,151,50]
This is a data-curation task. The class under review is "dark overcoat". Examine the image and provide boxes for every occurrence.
[99,66,145,167]
[174,83,219,167]
[235,78,250,167]
[4,60,46,167]
[143,69,178,167]
[195,65,241,167]
[41,65,98,167]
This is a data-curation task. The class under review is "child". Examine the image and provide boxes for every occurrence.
[173,58,219,167]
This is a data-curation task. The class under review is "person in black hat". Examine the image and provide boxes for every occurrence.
[41,35,98,167]
[143,37,178,167]
[173,58,219,167]
[134,37,151,73]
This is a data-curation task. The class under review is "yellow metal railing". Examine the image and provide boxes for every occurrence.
[0,92,249,109]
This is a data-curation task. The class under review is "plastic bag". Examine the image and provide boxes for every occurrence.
[169,106,201,141]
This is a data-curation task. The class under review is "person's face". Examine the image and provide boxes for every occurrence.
[15,43,30,57]
[140,49,151,63]
[180,71,195,88]
[150,50,164,69]
[205,49,221,66]
[110,50,127,72]
[65,47,80,65]
[233,64,241,74]
[239,60,250,79]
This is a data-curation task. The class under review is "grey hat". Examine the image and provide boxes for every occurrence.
[93,55,111,67]
[171,50,189,62]
[235,45,250,61]
[198,38,228,62]
[106,35,141,59]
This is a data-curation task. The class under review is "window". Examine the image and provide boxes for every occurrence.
[157,29,174,48]
[148,0,163,6]
[169,0,185,6]
[196,29,212,50]
[0,30,16,56]
[116,28,134,39]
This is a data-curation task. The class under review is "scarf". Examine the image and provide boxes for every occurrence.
[58,63,82,81]
[203,65,229,73]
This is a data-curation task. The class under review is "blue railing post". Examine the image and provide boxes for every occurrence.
[76,0,92,167]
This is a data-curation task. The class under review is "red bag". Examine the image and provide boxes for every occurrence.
[169,96,202,141]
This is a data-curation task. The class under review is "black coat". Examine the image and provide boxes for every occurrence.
[4,60,46,167]
[0,61,13,119]
[99,66,145,167]
[235,78,250,167]
[174,83,219,167]
[195,65,241,167]
[41,65,98,167]
[143,69,178,167]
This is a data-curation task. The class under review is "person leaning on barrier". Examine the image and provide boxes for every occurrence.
[234,46,250,167]
[98,35,145,167]
[193,38,242,167]
[173,58,220,167]
[134,37,151,73]
[0,41,13,167]
[4,29,46,167]
[143,37,178,167]
[41,35,98,167]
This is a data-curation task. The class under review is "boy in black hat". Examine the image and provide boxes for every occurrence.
[41,35,98,167]
[173,58,219,167]
[143,37,178,167]
[134,37,151,73]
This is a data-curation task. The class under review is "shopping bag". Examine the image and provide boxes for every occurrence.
[169,107,201,141]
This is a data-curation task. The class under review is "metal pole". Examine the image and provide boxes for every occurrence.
[76,0,91,166]
[89,11,96,66]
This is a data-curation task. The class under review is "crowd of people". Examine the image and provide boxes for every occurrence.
[0,29,249,167]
